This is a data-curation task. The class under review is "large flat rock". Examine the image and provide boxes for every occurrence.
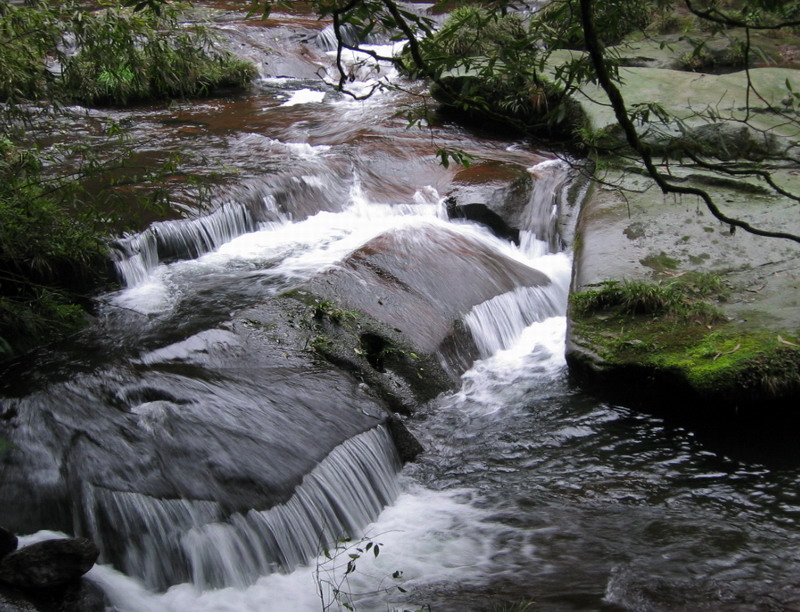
[302,223,551,373]
[0,298,391,587]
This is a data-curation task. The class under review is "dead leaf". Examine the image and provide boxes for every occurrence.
[777,335,799,348]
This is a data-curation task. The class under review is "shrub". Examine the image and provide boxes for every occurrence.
[538,0,656,50]
[407,6,578,136]
[62,6,257,106]
[0,138,110,356]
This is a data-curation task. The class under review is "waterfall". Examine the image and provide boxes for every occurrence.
[519,158,576,258]
[315,23,366,51]
[464,284,565,358]
[109,202,258,288]
[108,168,344,288]
[461,156,575,359]
[82,426,400,591]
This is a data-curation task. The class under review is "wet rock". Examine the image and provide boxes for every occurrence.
[303,224,550,376]
[0,527,17,559]
[0,295,398,590]
[568,159,800,413]
[0,578,107,612]
[385,415,424,463]
[0,538,98,589]
[447,161,533,231]
[445,197,520,244]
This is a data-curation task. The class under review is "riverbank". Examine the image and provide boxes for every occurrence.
[564,62,800,413]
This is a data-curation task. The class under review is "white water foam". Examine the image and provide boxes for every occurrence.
[75,485,513,612]
[109,182,447,313]
[280,89,327,106]
[519,158,574,258]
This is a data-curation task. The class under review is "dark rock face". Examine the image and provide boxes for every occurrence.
[385,416,424,463]
[447,161,533,231]
[0,538,98,589]
[0,527,17,559]
[0,578,107,612]
[0,300,391,588]
[445,197,521,244]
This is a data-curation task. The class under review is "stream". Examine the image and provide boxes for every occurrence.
[3,4,800,611]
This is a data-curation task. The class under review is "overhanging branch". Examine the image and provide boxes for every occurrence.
[579,0,800,244]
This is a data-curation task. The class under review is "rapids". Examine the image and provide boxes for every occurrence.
[3,4,800,612]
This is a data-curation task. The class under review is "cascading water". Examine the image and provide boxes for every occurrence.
[5,6,800,612]
[79,426,400,591]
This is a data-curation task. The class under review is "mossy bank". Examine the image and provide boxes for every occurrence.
[568,277,800,412]
[567,162,800,413]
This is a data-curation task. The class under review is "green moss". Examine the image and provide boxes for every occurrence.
[571,281,800,403]
[640,251,679,271]
[688,253,711,264]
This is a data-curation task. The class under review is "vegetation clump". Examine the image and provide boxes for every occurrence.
[62,5,256,106]
[404,6,581,137]
[570,274,799,406]
[1,1,256,108]
[0,0,257,358]
[0,137,110,357]
[570,273,728,321]
[539,0,655,50]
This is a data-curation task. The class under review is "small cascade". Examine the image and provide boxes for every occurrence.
[519,159,575,258]
[315,23,366,51]
[110,202,257,287]
[109,168,347,288]
[82,426,401,591]
[464,284,565,358]
[111,230,160,288]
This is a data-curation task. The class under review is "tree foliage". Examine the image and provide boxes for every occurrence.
[0,0,256,358]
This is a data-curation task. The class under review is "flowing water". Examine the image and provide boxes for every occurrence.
[3,5,800,612]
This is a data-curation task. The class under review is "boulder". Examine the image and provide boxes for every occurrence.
[302,224,551,375]
[567,163,800,413]
[0,538,98,589]
[445,197,520,244]
[446,161,534,231]
[0,578,107,612]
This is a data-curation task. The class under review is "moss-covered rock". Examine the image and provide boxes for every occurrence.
[568,281,800,410]
[278,289,452,415]
[567,162,800,413]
